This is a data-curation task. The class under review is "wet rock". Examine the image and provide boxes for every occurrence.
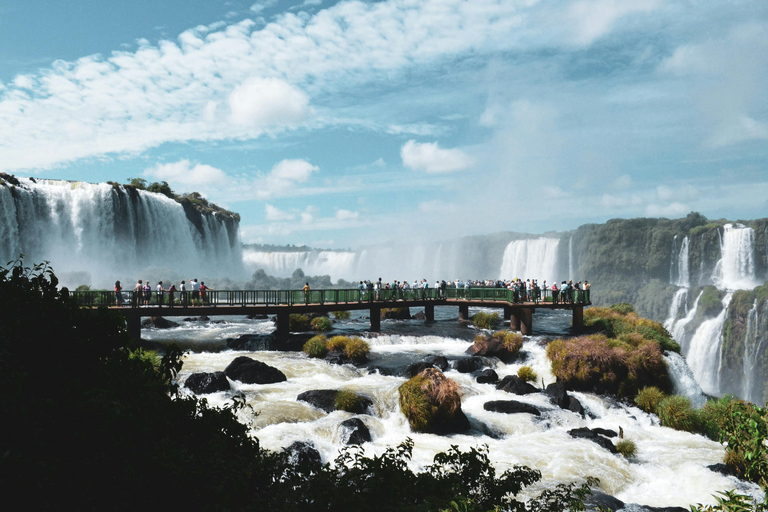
[141,316,179,329]
[412,311,427,320]
[297,389,373,414]
[424,355,449,371]
[584,490,624,511]
[380,307,411,320]
[183,316,210,321]
[455,357,484,373]
[544,381,570,408]
[246,313,269,320]
[568,396,585,416]
[224,356,287,385]
[225,334,271,351]
[707,463,741,478]
[483,400,542,416]
[285,441,322,466]
[476,368,499,384]
[340,418,371,445]
[591,427,618,438]
[568,427,617,453]
[466,332,523,363]
[184,371,230,394]
[496,375,538,395]
[403,362,433,378]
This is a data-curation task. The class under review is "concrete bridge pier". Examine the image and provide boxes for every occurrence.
[275,312,290,344]
[520,308,533,335]
[370,306,381,332]
[458,304,469,321]
[508,311,520,331]
[424,304,435,322]
[126,315,141,341]
[572,306,584,333]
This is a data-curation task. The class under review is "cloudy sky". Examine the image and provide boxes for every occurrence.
[1,0,766,248]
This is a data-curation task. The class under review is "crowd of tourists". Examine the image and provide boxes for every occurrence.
[113,278,212,307]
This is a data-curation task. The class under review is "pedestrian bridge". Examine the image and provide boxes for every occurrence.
[71,287,591,344]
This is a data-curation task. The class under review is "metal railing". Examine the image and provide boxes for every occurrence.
[70,287,591,308]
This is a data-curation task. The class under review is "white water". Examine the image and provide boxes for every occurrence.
[712,224,760,291]
[243,250,358,279]
[0,178,243,286]
[499,238,560,281]
[663,288,689,334]
[686,294,733,396]
[568,236,574,280]
[664,352,708,408]
[675,236,690,288]
[742,300,764,404]
[668,291,702,354]
[159,312,756,509]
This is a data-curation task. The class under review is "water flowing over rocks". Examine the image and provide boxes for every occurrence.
[339,418,372,445]
[224,356,287,384]
[568,427,618,453]
[483,400,543,416]
[142,316,179,329]
[297,390,373,415]
[496,375,538,395]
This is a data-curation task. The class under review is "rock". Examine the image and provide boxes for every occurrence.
[246,313,269,320]
[380,307,411,319]
[285,441,322,466]
[183,316,210,322]
[424,355,449,371]
[568,427,617,454]
[184,371,230,394]
[223,356,287,384]
[483,400,542,416]
[340,418,371,445]
[476,368,499,384]
[455,357,484,373]
[544,381,570,409]
[403,362,434,378]
[398,368,471,434]
[584,490,625,511]
[496,375,538,395]
[591,427,618,438]
[707,463,741,478]
[325,350,350,365]
[568,396,585,416]
[466,332,523,363]
[225,334,271,351]
[412,311,427,320]
[141,316,179,329]
[297,389,372,414]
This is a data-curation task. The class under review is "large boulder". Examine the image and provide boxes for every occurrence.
[398,368,471,434]
[454,357,484,373]
[496,375,538,395]
[285,441,322,467]
[483,400,542,416]
[466,331,523,363]
[141,316,179,329]
[340,418,372,445]
[568,427,617,453]
[225,334,271,351]
[184,371,230,394]
[476,368,499,384]
[224,356,287,384]
[380,307,411,320]
[297,389,372,414]
[403,361,434,378]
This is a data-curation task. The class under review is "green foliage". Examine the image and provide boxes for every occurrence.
[634,386,667,414]
[128,177,148,189]
[657,395,700,433]
[697,286,725,319]
[716,401,768,487]
[611,303,635,314]
[75,284,90,291]
[615,439,637,459]
[311,315,333,332]
[303,335,329,358]
[398,369,462,434]
[344,337,370,362]
[334,389,362,413]
[690,490,768,512]
[332,310,351,319]
[146,180,174,197]
[473,311,500,330]
[584,306,679,353]
[289,313,311,331]
[517,365,538,383]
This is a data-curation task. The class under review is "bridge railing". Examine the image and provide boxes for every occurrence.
[70,286,590,308]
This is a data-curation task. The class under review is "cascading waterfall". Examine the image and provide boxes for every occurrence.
[712,224,759,291]
[568,236,574,280]
[685,293,732,396]
[663,352,708,408]
[663,288,689,333]
[242,250,358,280]
[499,238,560,281]
[670,291,702,355]
[0,178,243,286]
[675,236,690,288]
[741,300,764,403]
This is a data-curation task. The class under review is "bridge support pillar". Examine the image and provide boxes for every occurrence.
[520,308,533,336]
[458,304,469,321]
[424,304,434,322]
[275,312,289,345]
[572,306,584,334]
[503,305,512,320]
[370,306,381,332]
[509,310,520,331]
[126,314,141,341]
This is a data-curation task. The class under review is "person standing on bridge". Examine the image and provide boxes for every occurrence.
[303,282,310,304]
[143,280,151,306]
[180,280,187,306]
[168,283,176,308]
[114,281,123,307]
[156,281,164,307]
[134,279,143,307]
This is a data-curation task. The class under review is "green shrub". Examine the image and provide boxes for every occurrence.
[634,386,667,414]
[332,310,351,320]
[327,335,349,352]
[616,439,637,459]
[611,303,635,314]
[398,369,462,433]
[472,312,499,330]
[289,313,311,331]
[344,337,370,362]
[303,335,328,358]
[334,389,362,412]
[697,395,739,441]
[584,306,680,354]
[311,316,332,332]
[657,395,699,433]
[517,365,538,383]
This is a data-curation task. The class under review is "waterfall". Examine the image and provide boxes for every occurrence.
[674,236,690,287]
[663,352,708,408]
[668,291,702,353]
[663,288,689,333]
[742,300,764,403]
[568,236,574,279]
[712,224,759,291]
[243,250,358,280]
[0,178,243,286]
[685,293,732,396]
[499,238,560,282]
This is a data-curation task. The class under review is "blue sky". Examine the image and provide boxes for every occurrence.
[1,0,766,248]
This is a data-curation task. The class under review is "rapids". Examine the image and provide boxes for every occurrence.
[142,307,760,508]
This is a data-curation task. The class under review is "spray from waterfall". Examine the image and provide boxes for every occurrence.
[499,238,560,282]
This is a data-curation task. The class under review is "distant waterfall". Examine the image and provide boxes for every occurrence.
[664,288,689,333]
[712,224,759,291]
[499,238,560,282]
[671,236,690,288]
[0,178,243,286]
[685,293,732,396]
[243,250,358,279]
[669,291,702,354]
[741,300,765,403]
[568,236,574,280]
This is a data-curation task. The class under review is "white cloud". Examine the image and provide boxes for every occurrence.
[335,209,358,221]
[564,0,663,46]
[401,140,473,173]
[250,0,277,14]
[228,77,312,126]
[656,185,673,201]
[645,202,690,217]
[265,204,295,221]
[144,159,228,186]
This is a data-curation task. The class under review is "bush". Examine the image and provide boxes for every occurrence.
[517,365,538,383]
[334,389,362,412]
[311,316,332,332]
[303,335,329,358]
[657,395,699,433]
[289,313,311,331]
[611,303,635,314]
[344,337,370,362]
[327,335,349,352]
[616,439,637,459]
[635,386,667,414]
[473,311,500,330]
[399,369,462,433]
[332,310,351,319]
[583,306,679,353]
